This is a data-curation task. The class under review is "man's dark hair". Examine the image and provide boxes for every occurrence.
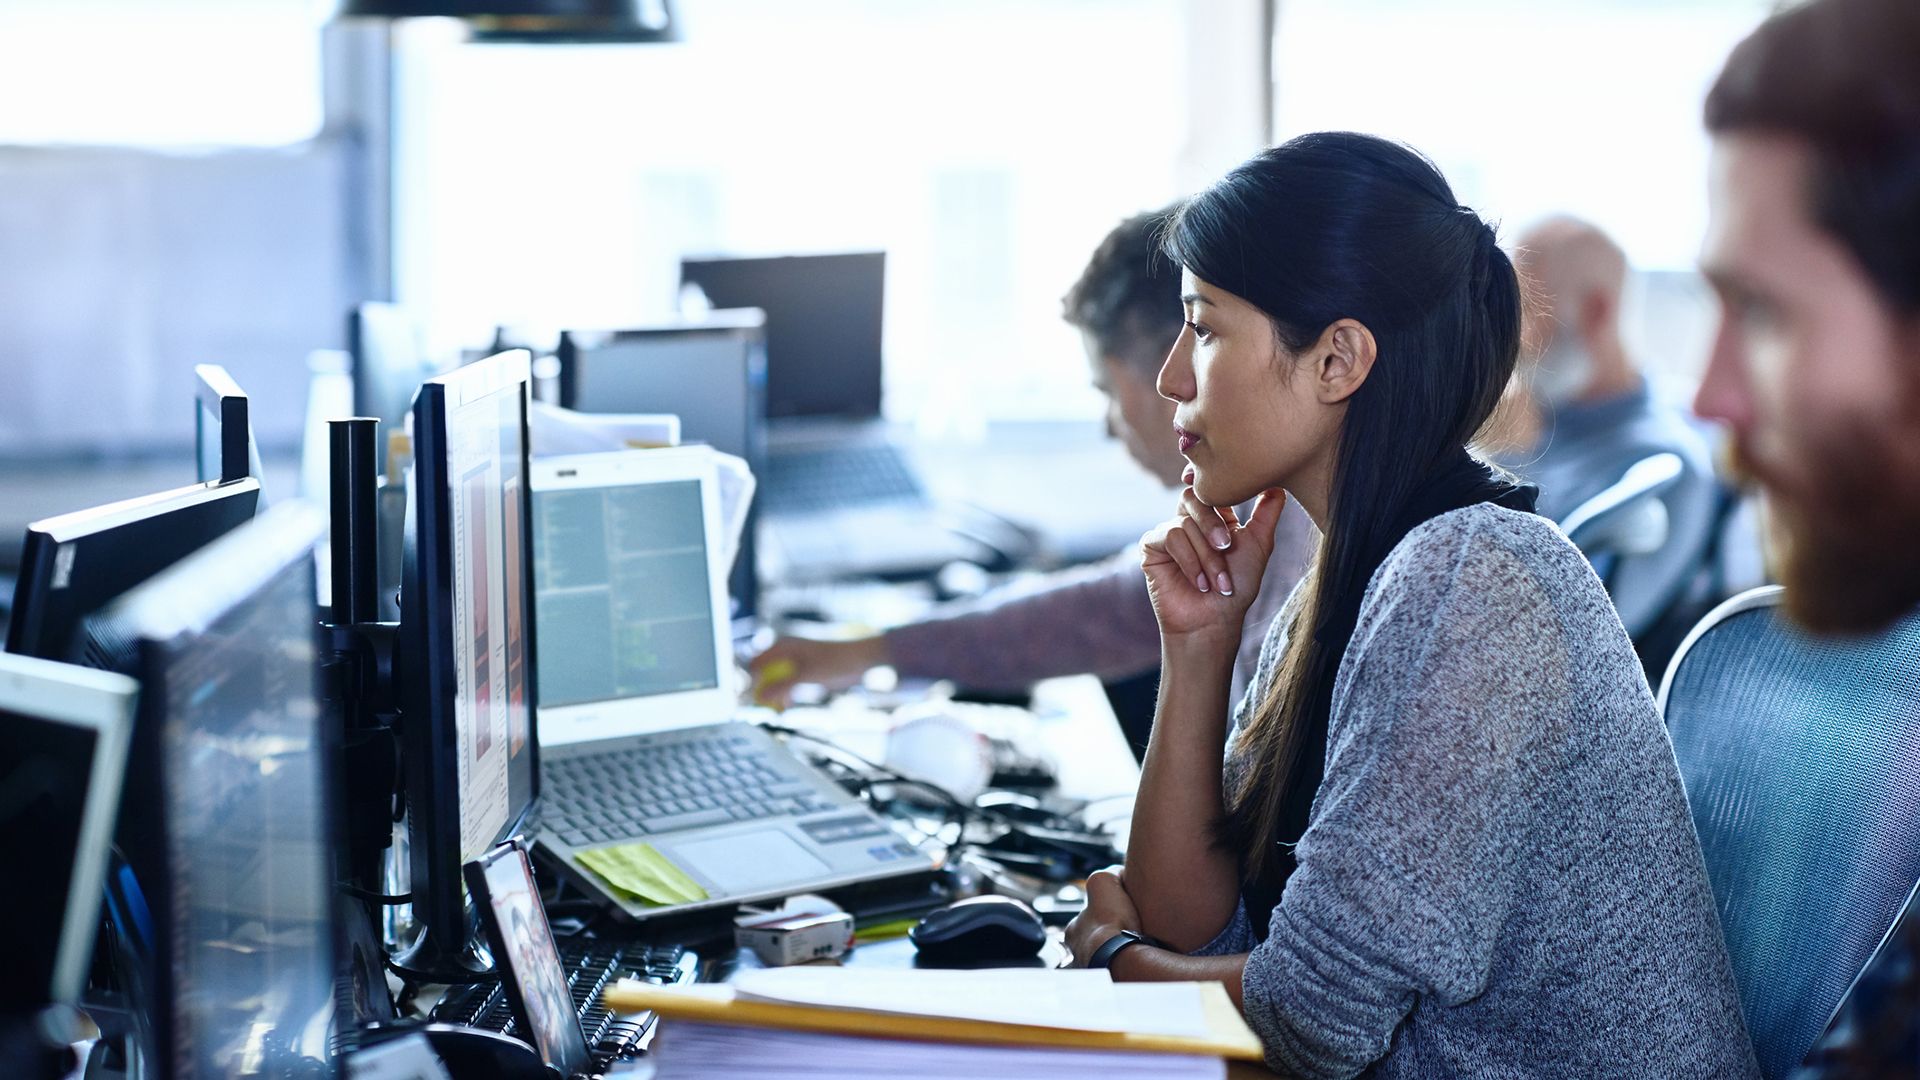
[1705,0,1920,313]
[1061,207,1184,373]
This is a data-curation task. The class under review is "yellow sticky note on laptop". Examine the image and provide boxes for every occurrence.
[577,843,710,907]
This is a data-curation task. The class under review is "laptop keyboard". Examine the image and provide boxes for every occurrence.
[541,732,843,847]
[761,444,924,515]
[435,939,697,1071]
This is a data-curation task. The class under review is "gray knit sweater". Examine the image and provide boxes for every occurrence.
[1197,503,1757,1079]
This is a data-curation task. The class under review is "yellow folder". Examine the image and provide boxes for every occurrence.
[602,978,1266,1061]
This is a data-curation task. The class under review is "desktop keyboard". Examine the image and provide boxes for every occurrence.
[761,444,925,515]
[540,733,842,846]
[435,940,697,1068]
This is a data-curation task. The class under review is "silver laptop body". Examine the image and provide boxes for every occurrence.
[525,446,934,920]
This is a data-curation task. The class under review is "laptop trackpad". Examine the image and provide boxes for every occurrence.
[668,831,830,895]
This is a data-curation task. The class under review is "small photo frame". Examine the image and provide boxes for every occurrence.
[465,839,591,1078]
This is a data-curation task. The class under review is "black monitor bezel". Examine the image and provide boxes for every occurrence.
[193,363,255,485]
[397,350,541,981]
[6,479,261,662]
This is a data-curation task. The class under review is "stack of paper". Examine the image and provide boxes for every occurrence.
[648,1022,1228,1080]
[731,967,1208,1036]
[604,967,1263,1080]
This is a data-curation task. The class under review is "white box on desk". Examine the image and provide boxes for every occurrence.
[734,909,856,966]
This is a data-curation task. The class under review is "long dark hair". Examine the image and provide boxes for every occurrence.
[1164,132,1522,909]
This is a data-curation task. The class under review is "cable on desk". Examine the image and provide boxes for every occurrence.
[338,883,413,905]
[756,722,987,830]
[755,721,1123,880]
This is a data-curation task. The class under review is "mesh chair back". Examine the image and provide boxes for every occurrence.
[1658,586,1920,1079]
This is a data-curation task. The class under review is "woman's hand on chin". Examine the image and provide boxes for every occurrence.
[1142,486,1286,640]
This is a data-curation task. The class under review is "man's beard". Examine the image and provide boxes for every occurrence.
[1527,329,1592,408]
[1732,422,1920,635]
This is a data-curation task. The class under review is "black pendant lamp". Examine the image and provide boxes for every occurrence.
[341,0,679,43]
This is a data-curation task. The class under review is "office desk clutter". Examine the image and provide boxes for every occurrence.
[0,325,1156,1080]
[21,0,1914,1066]
[608,967,1259,1078]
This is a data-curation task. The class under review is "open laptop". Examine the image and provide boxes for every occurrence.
[526,446,935,920]
[678,254,1008,582]
[0,651,139,1012]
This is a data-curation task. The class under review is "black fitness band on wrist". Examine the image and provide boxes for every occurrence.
[1088,929,1159,970]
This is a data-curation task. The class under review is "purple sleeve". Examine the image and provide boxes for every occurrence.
[883,553,1162,692]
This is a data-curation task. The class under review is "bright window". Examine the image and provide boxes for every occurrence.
[1273,0,1773,272]
[0,0,328,148]
[391,0,1188,429]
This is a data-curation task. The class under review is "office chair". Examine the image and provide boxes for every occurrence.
[1657,585,1920,1079]
[1558,451,1684,563]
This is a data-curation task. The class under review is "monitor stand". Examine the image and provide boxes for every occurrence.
[387,927,495,986]
[355,1023,546,1080]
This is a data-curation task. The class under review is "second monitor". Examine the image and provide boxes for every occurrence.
[679,252,883,421]
[396,348,540,979]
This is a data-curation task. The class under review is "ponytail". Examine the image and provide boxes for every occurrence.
[1165,134,1524,921]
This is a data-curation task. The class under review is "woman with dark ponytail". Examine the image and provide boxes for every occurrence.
[1065,133,1757,1078]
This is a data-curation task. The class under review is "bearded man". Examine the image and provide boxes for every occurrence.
[1693,0,1920,1071]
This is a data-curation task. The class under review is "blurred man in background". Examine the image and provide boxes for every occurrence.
[750,209,1317,755]
[1693,0,1920,1070]
[1498,216,1722,672]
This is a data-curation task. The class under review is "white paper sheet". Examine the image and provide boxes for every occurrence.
[1114,982,1211,1038]
[731,967,1124,1032]
[728,969,1214,1038]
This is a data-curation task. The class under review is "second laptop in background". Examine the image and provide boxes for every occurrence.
[526,446,936,921]
[559,257,1009,587]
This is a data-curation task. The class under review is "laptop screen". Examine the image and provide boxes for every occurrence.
[532,478,720,710]
[0,707,96,1009]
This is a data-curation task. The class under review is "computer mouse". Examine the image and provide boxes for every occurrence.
[909,895,1048,963]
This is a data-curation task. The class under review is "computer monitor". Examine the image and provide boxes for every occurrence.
[79,499,338,1080]
[556,315,765,617]
[194,364,263,486]
[6,478,261,662]
[396,349,538,979]
[555,313,765,463]
[350,302,431,443]
[679,252,884,420]
[0,652,138,1011]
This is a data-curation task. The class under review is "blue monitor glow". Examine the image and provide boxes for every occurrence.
[80,499,337,1080]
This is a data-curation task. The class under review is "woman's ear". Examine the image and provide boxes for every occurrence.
[1310,318,1378,404]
